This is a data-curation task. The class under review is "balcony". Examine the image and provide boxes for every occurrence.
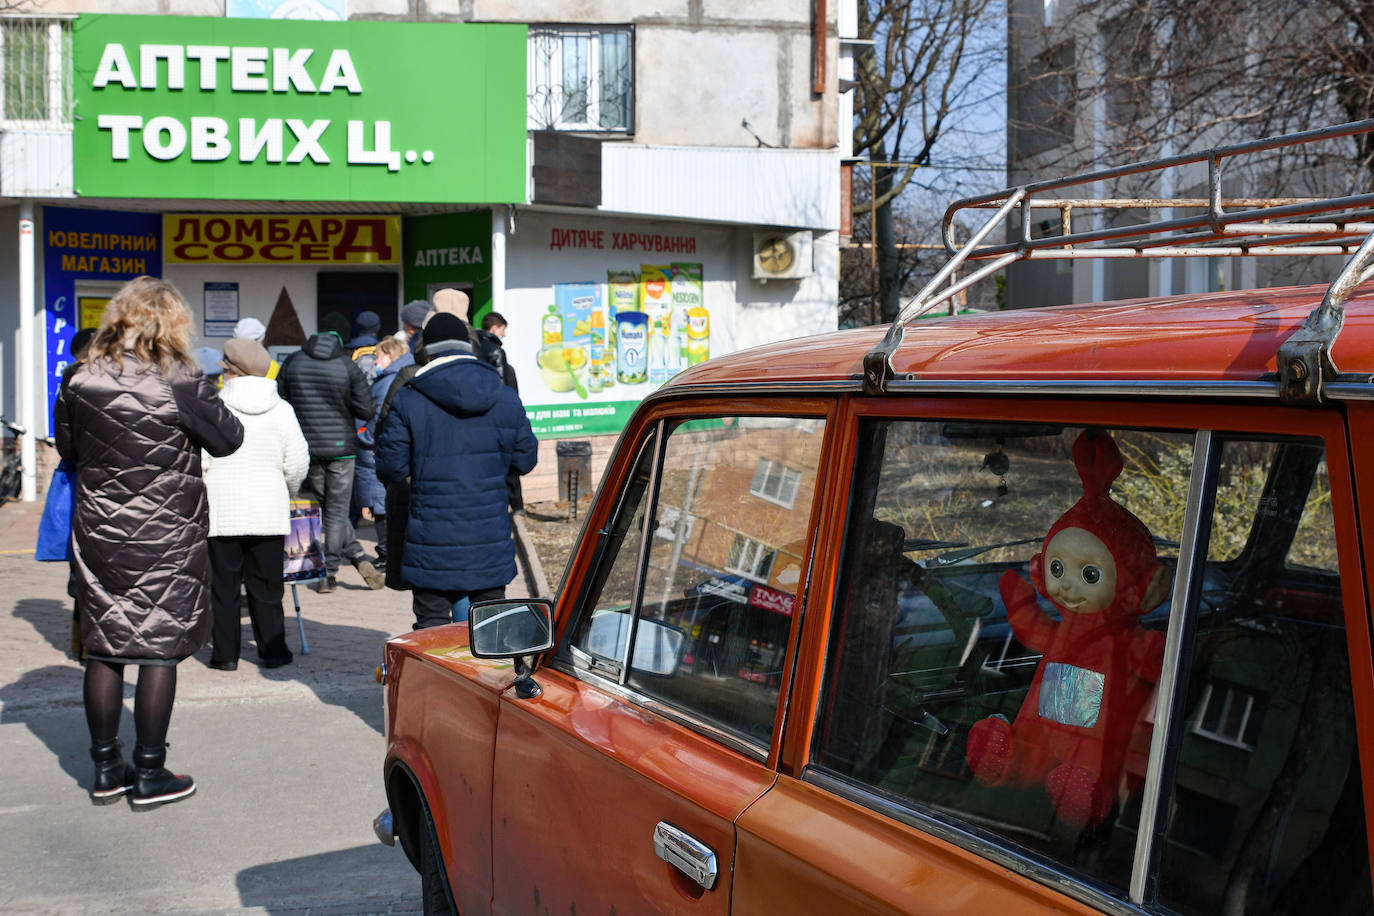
[0,16,74,198]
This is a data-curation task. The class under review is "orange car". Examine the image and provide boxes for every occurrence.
[376,124,1374,914]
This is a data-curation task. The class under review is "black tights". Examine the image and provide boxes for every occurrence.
[83,660,177,749]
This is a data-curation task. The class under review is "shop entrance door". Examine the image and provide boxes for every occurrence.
[317,271,399,341]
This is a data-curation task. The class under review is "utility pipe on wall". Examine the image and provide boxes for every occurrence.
[18,200,36,502]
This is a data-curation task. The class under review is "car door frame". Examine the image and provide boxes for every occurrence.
[747,394,1374,914]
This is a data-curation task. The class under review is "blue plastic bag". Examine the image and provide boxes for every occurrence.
[35,460,75,562]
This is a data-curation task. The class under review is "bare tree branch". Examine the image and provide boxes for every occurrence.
[848,0,1001,323]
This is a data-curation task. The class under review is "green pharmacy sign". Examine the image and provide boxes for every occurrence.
[73,15,528,203]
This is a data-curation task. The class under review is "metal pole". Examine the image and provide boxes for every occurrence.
[18,201,36,503]
[490,205,508,315]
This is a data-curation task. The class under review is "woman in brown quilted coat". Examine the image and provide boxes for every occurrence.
[55,276,243,809]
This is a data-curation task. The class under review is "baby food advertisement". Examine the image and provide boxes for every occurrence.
[527,265,707,436]
[505,215,740,439]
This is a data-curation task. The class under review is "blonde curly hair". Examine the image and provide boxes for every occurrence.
[87,276,195,376]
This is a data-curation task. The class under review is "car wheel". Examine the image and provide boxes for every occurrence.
[419,798,458,916]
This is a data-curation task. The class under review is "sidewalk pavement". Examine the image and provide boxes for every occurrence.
[0,497,533,914]
[0,497,533,722]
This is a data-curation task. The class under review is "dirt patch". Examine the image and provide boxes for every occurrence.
[519,501,588,594]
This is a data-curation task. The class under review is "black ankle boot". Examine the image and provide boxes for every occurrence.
[130,743,195,810]
[89,738,134,805]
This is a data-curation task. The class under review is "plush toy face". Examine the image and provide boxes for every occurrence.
[1043,526,1117,614]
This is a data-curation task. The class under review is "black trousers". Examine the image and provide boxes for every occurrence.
[209,534,291,664]
[412,585,506,631]
[374,512,389,566]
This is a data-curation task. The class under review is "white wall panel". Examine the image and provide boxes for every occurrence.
[600,144,838,230]
[0,129,73,199]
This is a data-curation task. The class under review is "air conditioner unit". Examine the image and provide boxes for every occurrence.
[752,230,814,280]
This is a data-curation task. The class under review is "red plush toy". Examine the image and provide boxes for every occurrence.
[965,430,1171,829]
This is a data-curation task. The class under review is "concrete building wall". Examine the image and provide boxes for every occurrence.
[24,0,837,151]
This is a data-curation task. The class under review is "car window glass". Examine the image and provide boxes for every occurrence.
[813,422,1190,894]
[567,415,825,749]
[567,437,654,677]
[626,416,824,746]
[1156,438,1370,914]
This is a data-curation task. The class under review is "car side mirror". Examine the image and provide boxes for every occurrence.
[469,599,555,658]
[469,599,556,700]
[583,612,685,678]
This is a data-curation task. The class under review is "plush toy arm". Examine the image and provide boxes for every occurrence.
[999,569,1058,652]
[1130,628,1167,683]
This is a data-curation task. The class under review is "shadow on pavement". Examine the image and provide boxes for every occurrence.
[0,663,94,793]
[13,597,77,657]
[204,612,395,734]
[236,844,420,914]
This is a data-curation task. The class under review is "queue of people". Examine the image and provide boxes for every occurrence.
[53,275,538,810]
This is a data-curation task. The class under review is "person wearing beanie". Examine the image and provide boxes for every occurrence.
[428,289,484,353]
[204,338,309,669]
[194,346,224,376]
[232,317,279,379]
[233,317,266,342]
[275,313,382,593]
[376,309,538,629]
[400,299,433,356]
[348,309,384,379]
[348,310,382,350]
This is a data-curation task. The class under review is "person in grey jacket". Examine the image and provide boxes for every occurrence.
[276,312,381,593]
[55,276,244,810]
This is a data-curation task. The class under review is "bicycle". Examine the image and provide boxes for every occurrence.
[1,415,25,503]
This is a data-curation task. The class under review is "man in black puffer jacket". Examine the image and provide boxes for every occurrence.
[277,312,383,592]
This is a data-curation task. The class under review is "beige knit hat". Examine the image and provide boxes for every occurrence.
[428,288,471,325]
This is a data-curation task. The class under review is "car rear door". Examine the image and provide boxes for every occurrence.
[487,402,835,914]
[733,399,1374,914]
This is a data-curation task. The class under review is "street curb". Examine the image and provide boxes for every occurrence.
[511,511,550,600]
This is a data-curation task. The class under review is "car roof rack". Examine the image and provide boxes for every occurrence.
[862,119,1374,405]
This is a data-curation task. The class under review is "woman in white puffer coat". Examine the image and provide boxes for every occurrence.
[203,338,310,670]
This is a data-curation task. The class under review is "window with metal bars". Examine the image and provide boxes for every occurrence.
[0,18,72,125]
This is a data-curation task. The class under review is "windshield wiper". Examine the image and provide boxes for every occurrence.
[904,538,969,552]
[931,537,1043,566]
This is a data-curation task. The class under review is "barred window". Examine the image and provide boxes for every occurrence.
[528,25,632,132]
[0,18,73,124]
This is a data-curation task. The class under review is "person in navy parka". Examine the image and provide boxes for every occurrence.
[375,313,538,629]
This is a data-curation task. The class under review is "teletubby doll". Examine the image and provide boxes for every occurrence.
[965,430,1172,829]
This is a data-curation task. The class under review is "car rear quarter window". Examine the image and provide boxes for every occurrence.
[811,421,1371,913]
[1156,438,1368,915]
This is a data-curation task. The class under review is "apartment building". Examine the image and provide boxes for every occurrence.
[0,1,854,501]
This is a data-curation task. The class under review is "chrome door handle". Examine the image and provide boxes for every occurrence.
[653,821,718,890]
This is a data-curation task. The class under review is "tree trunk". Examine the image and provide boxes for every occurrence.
[873,141,902,324]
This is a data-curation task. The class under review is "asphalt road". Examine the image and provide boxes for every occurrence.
[0,497,535,915]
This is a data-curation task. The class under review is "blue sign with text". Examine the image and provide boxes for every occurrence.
[43,206,162,427]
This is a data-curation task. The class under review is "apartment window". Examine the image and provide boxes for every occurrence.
[1191,681,1264,751]
[726,534,776,582]
[1014,40,1075,159]
[1102,16,1154,129]
[0,18,72,124]
[750,458,801,509]
[528,26,632,132]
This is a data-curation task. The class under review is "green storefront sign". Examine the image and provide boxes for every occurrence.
[403,212,493,319]
[73,15,527,203]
